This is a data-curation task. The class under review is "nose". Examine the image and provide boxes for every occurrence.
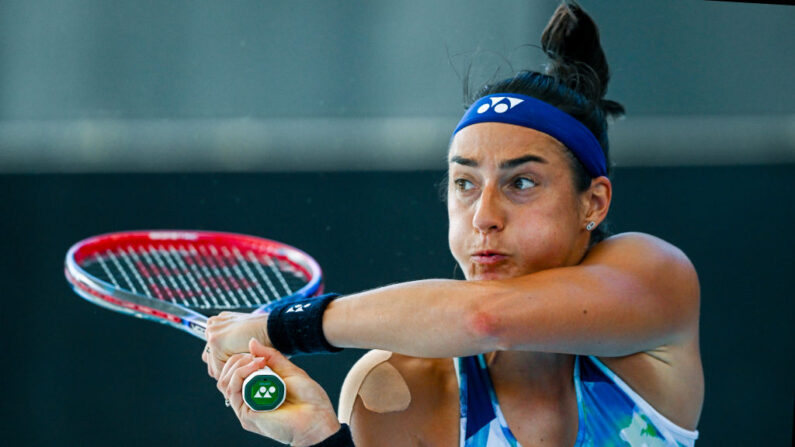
[472,184,505,233]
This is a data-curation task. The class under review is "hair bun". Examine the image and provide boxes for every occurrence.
[541,0,621,116]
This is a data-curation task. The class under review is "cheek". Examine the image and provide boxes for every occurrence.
[447,204,469,264]
[511,200,579,267]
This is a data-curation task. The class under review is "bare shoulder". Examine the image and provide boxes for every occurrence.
[588,232,700,318]
[592,233,704,428]
[339,351,459,446]
[590,232,697,275]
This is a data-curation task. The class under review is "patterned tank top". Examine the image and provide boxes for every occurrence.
[454,354,698,446]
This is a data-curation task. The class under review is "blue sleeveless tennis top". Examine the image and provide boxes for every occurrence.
[454,355,698,447]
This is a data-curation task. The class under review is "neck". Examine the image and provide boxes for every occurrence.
[484,350,575,389]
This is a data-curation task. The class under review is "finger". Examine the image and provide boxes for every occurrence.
[220,352,249,379]
[206,315,220,332]
[209,357,220,379]
[223,352,249,371]
[210,351,235,380]
[209,355,218,378]
[210,311,238,324]
[208,349,230,379]
[221,358,260,422]
[218,354,251,393]
[207,334,231,362]
[207,313,230,324]
[248,338,306,378]
[225,356,264,401]
[226,357,267,416]
[207,337,235,379]
[205,345,218,378]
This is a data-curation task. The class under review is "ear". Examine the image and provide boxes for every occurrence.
[581,176,612,228]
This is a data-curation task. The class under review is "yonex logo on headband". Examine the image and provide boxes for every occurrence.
[477,97,525,114]
[453,93,607,178]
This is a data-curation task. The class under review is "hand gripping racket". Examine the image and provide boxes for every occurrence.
[65,230,324,412]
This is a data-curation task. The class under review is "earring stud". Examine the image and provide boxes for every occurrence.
[586,221,596,231]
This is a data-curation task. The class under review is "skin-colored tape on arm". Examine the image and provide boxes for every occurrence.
[359,361,411,413]
[338,350,411,423]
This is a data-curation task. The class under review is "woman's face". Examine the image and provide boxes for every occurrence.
[447,122,599,281]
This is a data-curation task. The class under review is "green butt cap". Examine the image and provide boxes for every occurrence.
[243,371,286,412]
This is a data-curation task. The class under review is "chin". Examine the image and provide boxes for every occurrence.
[472,273,507,281]
[466,262,541,281]
[467,268,517,281]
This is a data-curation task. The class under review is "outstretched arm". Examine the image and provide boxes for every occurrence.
[204,232,699,376]
[323,232,700,358]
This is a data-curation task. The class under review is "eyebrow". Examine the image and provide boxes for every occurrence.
[449,154,548,169]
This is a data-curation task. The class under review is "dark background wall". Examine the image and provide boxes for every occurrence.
[0,166,792,446]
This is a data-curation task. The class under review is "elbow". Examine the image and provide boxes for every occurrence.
[464,296,514,351]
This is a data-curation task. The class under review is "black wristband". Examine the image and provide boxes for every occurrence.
[267,293,342,356]
[309,424,354,447]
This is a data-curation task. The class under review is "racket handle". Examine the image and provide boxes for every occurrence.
[242,366,286,412]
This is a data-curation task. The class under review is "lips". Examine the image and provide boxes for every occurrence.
[471,250,508,265]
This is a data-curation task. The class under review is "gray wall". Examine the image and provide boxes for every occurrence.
[0,0,793,171]
[1,0,793,119]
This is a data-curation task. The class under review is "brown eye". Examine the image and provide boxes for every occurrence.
[454,178,475,191]
[512,177,536,190]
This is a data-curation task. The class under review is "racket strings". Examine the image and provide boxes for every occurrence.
[107,249,138,294]
[118,247,150,296]
[123,246,166,301]
[165,245,213,309]
[82,243,308,310]
[150,245,199,308]
[196,245,241,308]
[227,246,269,306]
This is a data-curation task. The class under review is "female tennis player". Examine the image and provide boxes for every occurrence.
[203,2,703,446]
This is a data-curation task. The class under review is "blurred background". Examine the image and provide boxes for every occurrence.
[0,0,792,445]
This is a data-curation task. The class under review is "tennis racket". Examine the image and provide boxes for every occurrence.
[64,230,324,412]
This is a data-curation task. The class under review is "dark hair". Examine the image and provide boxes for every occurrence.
[464,1,624,246]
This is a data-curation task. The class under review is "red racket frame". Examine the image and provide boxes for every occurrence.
[64,230,323,340]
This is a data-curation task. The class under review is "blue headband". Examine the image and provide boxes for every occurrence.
[452,94,607,177]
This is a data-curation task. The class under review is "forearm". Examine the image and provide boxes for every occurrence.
[322,279,503,358]
[320,247,696,358]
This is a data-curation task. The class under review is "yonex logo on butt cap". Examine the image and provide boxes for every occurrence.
[477,96,525,114]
